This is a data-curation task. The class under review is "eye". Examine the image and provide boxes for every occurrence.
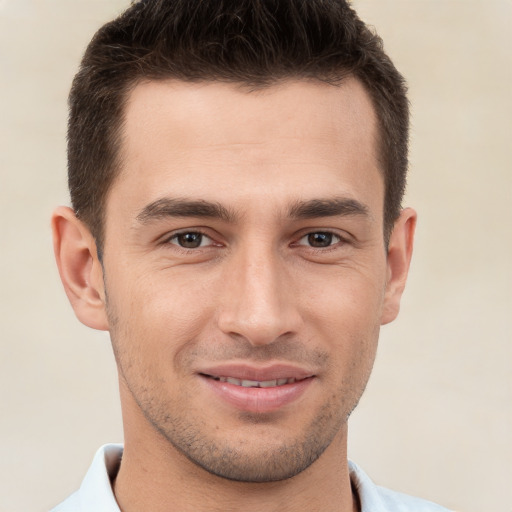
[168,231,212,249]
[297,232,342,248]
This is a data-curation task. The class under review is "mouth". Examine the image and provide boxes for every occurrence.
[202,375,302,388]
[197,365,316,413]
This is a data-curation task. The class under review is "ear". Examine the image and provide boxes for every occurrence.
[51,206,109,331]
[380,207,417,325]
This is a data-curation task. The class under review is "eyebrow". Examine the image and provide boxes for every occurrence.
[288,197,370,220]
[135,196,370,225]
[136,198,236,224]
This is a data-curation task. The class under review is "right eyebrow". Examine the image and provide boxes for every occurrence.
[135,198,237,224]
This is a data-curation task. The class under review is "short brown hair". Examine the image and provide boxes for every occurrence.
[68,0,409,253]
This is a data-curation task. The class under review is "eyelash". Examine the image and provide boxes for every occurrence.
[295,231,345,250]
[162,229,348,252]
[164,229,217,250]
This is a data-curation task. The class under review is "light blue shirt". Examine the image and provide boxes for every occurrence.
[51,444,453,511]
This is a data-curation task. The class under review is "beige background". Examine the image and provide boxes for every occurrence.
[1,1,511,511]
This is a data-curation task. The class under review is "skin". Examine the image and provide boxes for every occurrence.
[52,78,416,512]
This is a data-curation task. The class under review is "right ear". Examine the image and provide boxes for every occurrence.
[51,206,109,331]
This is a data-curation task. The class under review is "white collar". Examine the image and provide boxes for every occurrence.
[52,444,451,512]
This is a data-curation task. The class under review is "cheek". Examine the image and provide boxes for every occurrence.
[116,264,206,318]
[107,268,217,361]
[300,264,387,329]
[106,269,221,416]
[298,266,384,368]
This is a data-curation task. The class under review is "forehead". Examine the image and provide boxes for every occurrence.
[110,78,382,220]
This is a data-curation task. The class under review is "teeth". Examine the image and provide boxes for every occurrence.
[241,379,260,387]
[212,376,299,388]
[259,380,277,388]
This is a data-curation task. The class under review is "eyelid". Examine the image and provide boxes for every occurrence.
[161,228,220,248]
[169,231,210,245]
[158,227,352,250]
[297,231,341,247]
[293,228,351,246]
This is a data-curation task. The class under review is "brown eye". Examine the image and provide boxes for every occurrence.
[171,232,207,248]
[308,233,332,247]
[298,232,341,248]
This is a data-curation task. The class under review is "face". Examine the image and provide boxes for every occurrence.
[100,78,398,482]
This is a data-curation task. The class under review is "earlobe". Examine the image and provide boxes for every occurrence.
[380,208,417,325]
[51,206,109,331]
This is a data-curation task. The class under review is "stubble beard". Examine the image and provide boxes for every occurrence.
[115,350,370,484]
[107,301,375,483]
[134,385,353,483]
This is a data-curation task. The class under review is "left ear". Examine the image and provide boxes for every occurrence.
[381,207,417,325]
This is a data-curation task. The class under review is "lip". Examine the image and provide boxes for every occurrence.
[198,363,316,414]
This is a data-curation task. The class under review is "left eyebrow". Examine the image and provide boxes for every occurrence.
[288,197,370,220]
[135,197,237,224]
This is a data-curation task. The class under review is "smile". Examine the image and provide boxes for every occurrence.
[199,368,315,413]
[207,375,300,388]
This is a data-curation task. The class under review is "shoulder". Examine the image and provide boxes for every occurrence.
[349,461,454,512]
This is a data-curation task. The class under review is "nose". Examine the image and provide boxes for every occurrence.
[217,245,302,346]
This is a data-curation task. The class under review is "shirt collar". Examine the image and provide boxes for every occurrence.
[78,444,122,511]
[73,445,440,512]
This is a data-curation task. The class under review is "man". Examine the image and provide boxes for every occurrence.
[50,1,452,511]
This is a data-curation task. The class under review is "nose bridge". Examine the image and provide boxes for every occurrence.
[217,239,299,345]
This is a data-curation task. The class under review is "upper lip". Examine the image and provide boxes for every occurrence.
[198,363,315,382]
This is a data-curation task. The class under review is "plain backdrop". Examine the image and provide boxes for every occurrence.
[1,1,511,511]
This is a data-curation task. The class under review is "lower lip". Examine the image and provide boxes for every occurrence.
[199,375,314,413]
